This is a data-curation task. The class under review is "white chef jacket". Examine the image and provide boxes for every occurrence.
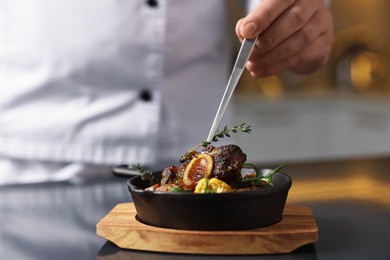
[0,0,245,174]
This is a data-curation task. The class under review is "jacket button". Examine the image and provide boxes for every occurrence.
[146,0,158,7]
[139,89,153,102]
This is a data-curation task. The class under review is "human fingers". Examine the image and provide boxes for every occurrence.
[289,29,333,74]
[235,18,244,42]
[236,0,296,40]
[247,5,331,72]
[248,32,333,78]
[252,0,323,57]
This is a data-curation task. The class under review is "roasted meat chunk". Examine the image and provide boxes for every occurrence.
[160,164,187,186]
[208,144,247,187]
[158,144,247,191]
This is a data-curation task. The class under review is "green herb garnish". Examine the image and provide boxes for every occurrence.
[240,162,287,188]
[168,186,184,192]
[260,162,287,187]
[136,164,156,186]
[180,123,252,162]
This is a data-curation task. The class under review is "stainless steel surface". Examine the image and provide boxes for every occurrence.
[206,37,257,143]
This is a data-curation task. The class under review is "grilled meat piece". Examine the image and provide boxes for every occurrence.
[159,144,246,190]
[183,144,247,187]
[160,164,187,186]
[208,144,247,187]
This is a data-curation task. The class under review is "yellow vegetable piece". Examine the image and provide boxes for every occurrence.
[183,153,213,189]
[194,178,232,193]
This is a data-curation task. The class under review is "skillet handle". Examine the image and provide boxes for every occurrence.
[112,164,141,178]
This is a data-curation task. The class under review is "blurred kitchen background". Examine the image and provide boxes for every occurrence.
[233,0,390,163]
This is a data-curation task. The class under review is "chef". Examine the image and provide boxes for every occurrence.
[0,0,333,259]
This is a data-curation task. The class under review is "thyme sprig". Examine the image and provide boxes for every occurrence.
[136,163,156,186]
[180,123,252,162]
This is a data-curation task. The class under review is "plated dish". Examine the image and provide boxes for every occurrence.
[114,124,292,230]
[127,169,291,230]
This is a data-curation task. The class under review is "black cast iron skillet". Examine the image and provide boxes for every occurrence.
[113,164,292,231]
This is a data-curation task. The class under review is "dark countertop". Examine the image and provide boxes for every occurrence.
[97,155,390,259]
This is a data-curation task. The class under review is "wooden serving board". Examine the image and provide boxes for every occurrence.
[96,203,318,255]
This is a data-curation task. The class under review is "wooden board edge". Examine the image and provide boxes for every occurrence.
[96,203,319,255]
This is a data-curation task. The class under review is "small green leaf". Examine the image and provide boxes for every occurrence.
[169,187,184,192]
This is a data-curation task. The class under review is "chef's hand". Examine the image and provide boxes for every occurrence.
[236,0,334,78]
